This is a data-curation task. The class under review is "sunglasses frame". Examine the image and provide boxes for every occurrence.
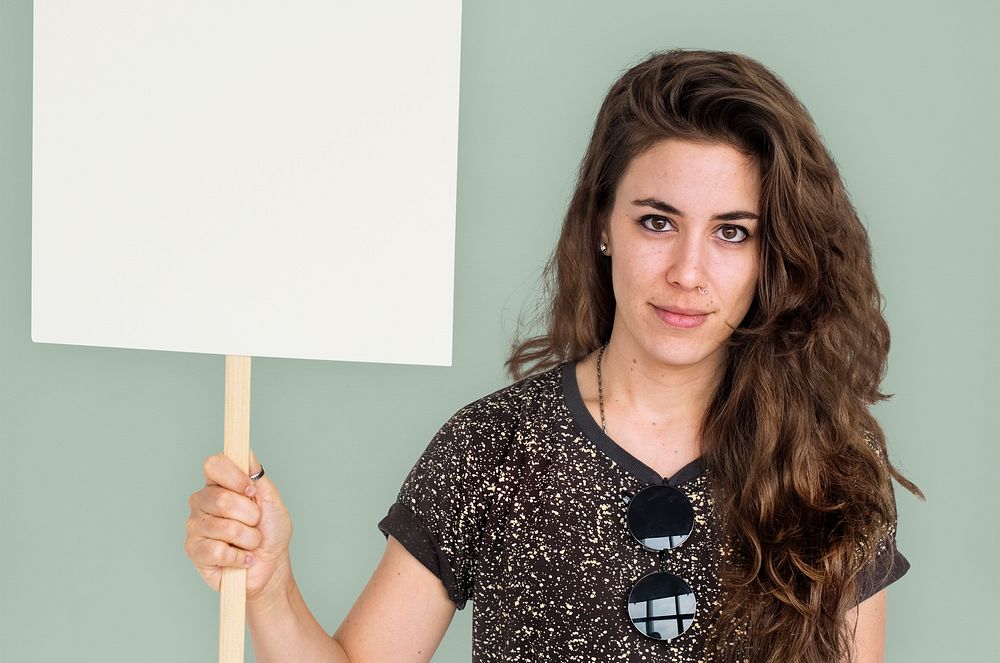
[625,483,698,642]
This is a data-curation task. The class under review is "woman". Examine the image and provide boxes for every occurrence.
[185,49,920,662]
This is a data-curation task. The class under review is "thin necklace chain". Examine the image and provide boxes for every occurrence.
[597,342,608,433]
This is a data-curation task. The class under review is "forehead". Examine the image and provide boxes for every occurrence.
[617,139,761,211]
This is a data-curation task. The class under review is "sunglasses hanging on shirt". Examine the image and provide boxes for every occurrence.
[625,483,697,641]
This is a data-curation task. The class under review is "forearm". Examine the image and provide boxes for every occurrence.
[247,559,349,663]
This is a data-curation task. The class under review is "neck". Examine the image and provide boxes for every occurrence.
[598,337,724,432]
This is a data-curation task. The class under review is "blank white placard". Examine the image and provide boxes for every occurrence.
[32,0,461,366]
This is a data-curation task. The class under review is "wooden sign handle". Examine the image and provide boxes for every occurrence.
[220,355,252,663]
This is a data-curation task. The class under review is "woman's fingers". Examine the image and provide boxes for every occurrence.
[187,512,263,552]
[189,484,260,527]
[186,536,256,572]
[246,449,282,506]
[249,449,262,479]
[196,452,262,526]
[203,453,257,498]
[186,451,292,595]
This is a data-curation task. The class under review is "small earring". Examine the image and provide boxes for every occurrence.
[599,242,609,255]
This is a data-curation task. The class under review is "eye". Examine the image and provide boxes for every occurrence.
[639,215,673,232]
[715,224,750,243]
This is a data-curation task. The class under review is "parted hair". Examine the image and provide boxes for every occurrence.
[505,49,921,662]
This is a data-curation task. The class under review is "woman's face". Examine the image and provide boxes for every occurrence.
[601,138,761,373]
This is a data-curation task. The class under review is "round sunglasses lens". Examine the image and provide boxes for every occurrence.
[626,484,694,551]
[627,571,696,641]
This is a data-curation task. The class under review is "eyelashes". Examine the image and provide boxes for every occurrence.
[716,225,749,243]
[637,215,751,244]
[639,215,672,232]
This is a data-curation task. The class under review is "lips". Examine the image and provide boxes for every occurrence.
[653,305,710,329]
[657,305,710,316]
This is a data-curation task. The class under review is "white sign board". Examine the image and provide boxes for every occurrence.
[32,0,462,366]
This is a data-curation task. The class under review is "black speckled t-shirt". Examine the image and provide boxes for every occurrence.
[377,361,908,661]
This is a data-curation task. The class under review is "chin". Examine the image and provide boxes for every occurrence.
[616,313,727,370]
[642,335,728,370]
[644,345,714,369]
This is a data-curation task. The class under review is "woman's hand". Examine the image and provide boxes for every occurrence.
[184,450,294,600]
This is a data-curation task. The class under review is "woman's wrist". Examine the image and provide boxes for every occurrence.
[245,552,346,663]
[247,552,296,612]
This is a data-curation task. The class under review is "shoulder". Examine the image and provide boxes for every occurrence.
[396,364,568,513]
[409,364,567,473]
[442,363,566,435]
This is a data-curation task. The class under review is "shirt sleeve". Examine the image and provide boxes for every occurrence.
[854,519,910,604]
[853,430,911,604]
[377,398,513,610]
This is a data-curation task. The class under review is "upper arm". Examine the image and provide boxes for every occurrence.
[845,588,887,663]
[333,535,457,663]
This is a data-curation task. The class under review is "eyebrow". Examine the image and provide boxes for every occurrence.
[632,198,760,222]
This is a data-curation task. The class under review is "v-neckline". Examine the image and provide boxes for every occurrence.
[560,360,703,487]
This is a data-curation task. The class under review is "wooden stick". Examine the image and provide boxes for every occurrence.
[220,355,252,663]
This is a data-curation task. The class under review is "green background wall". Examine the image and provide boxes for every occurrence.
[2,1,996,661]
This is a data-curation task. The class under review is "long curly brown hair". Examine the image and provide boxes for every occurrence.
[505,49,922,662]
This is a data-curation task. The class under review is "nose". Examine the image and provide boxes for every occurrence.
[664,232,708,292]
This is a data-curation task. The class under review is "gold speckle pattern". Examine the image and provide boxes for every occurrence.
[377,362,907,661]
